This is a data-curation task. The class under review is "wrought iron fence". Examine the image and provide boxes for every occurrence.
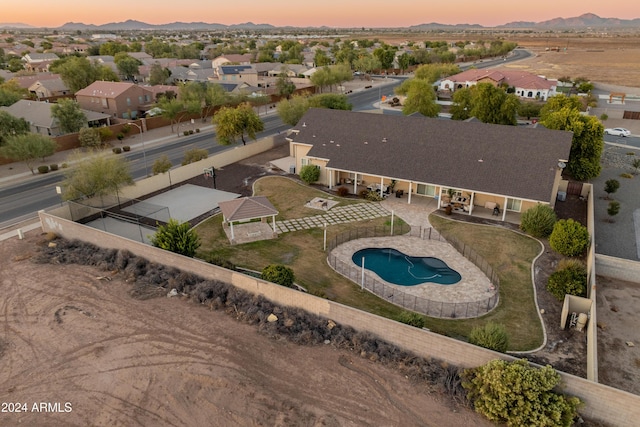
[326,225,499,319]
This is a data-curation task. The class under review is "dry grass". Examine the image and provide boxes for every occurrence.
[196,176,544,350]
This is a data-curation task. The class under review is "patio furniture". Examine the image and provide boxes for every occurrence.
[395,190,404,198]
[493,206,500,216]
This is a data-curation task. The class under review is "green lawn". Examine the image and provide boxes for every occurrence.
[195,176,544,351]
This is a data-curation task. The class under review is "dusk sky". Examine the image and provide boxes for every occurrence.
[3,0,638,28]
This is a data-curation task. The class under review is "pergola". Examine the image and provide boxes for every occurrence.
[218,196,279,243]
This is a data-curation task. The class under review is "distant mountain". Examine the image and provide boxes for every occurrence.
[57,19,274,31]
[500,13,640,29]
[0,22,35,29]
[408,22,484,31]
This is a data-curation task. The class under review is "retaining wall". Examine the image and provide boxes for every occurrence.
[595,254,640,283]
[37,210,640,426]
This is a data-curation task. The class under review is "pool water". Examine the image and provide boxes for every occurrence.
[352,248,461,286]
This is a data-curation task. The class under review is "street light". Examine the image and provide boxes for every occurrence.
[128,122,148,177]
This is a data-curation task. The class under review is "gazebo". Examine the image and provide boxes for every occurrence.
[218,196,279,244]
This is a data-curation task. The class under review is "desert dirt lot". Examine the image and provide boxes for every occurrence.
[0,232,491,427]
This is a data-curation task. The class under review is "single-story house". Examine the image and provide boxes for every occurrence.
[439,69,558,101]
[287,109,573,223]
[1,100,112,136]
[28,77,71,100]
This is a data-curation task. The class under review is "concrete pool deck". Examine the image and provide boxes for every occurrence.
[330,236,496,307]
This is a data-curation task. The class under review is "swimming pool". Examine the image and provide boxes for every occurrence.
[352,248,461,286]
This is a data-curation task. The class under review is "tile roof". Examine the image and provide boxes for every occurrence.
[445,68,555,91]
[75,81,138,98]
[292,109,573,202]
[219,65,255,75]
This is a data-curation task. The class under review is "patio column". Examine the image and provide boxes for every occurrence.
[469,193,475,214]
[271,215,276,233]
[408,182,413,204]
[230,221,235,240]
[353,173,358,194]
[502,196,508,222]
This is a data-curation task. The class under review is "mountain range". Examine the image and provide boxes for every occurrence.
[1,13,640,31]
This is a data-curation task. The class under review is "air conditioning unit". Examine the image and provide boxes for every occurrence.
[557,191,567,202]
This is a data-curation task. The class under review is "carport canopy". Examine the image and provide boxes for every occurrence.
[218,196,279,241]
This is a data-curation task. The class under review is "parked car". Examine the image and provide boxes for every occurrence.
[604,128,631,137]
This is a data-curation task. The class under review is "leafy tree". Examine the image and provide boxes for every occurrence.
[213,102,264,145]
[396,79,440,117]
[149,62,171,85]
[413,63,460,84]
[114,53,142,81]
[261,264,295,288]
[519,203,557,238]
[152,154,172,175]
[352,52,381,74]
[547,259,587,300]
[0,111,29,145]
[373,45,396,70]
[462,359,581,427]
[275,68,296,99]
[517,101,542,120]
[310,64,352,93]
[277,95,310,126]
[449,87,473,120]
[549,219,590,257]
[308,93,352,110]
[0,134,57,174]
[50,56,98,93]
[78,127,102,148]
[7,57,24,72]
[469,83,519,125]
[151,219,201,257]
[313,49,332,67]
[541,99,604,181]
[299,164,320,184]
[397,52,412,74]
[61,151,133,201]
[604,179,620,199]
[607,200,620,223]
[51,99,86,134]
[0,79,28,106]
[468,322,509,352]
[181,148,208,165]
[157,97,201,135]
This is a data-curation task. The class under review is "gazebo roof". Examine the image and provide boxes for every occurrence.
[218,196,278,222]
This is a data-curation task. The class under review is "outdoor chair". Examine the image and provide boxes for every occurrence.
[492,206,500,216]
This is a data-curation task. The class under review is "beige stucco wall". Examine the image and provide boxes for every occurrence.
[35,210,640,426]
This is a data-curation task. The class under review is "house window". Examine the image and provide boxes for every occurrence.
[506,198,522,212]
[301,158,308,166]
[527,91,533,97]
[102,98,108,108]
[126,97,131,106]
[416,184,436,196]
[138,96,143,103]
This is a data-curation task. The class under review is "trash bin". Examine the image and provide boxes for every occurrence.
[557,191,567,201]
[289,165,295,174]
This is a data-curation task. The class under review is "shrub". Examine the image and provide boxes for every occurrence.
[112,147,122,154]
[519,203,557,238]
[121,124,131,134]
[336,186,349,197]
[78,127,102,148]
[547,259,587,300]
[116,133,124,141]
[607,200,620,222]
[189,129,194,135]
[359,189,369,199]
[181,148,208,165]
[37,165,49,174]
[599,113,608,121]
[604,179,620,199]
[261,264,295,288]
[183,130,189,136]
[468,322,509,352]
[549,219,590,257]
[150,219,201,257]
[98,127,114,142]
[122,146,131,152]
[195,128,200,133]
[203,254,236,270]
[620,173,633,179]
[49,164,59,171]
[365,190,383,201]
[61,162,68,168]
[299,164,320,184]
[397,311,425,328]
[462,359,581,427]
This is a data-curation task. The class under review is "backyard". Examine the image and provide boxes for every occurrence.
[195,176,544,351]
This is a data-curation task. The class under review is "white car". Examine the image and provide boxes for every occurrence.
[604,128,631,137]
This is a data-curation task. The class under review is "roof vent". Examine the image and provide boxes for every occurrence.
[478,159,484,162]
[382,137,387,143]
[302,122,306,127]
[364,141,368,144]
[336,144,340,147]
[330,140,334,143]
